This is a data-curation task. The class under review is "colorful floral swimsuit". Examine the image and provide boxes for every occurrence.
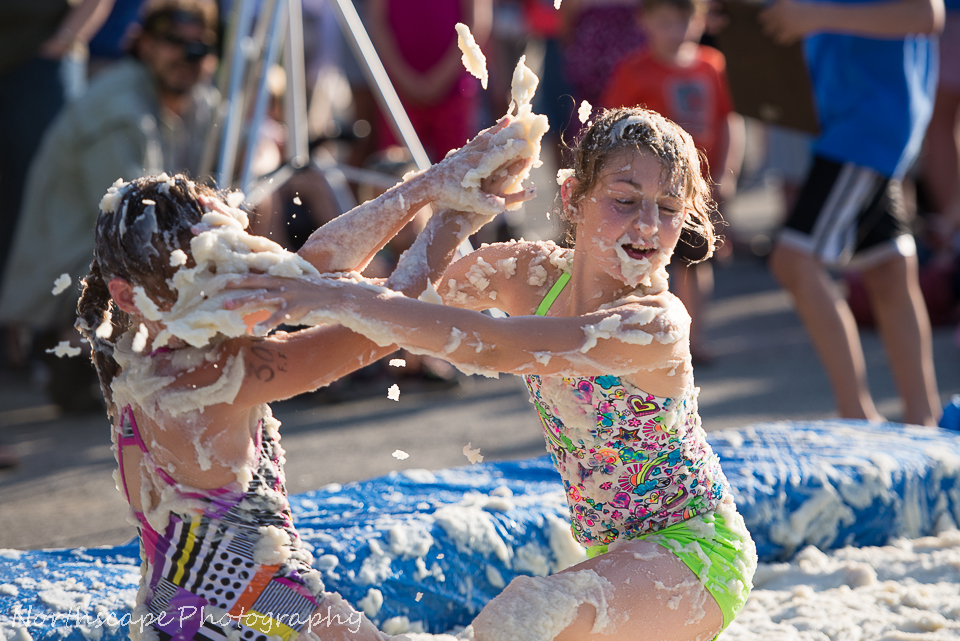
[525,272,755,632]
[116,406,323,640]
[522,374,726,547]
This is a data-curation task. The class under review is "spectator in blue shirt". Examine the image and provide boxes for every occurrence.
[761,0,945,426]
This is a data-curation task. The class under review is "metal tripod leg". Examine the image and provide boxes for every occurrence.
[326,0,477,256]
[213,0,256,187]
[238,0,288,192]
[326,0,430,171]
[205,0,477,257]
[283,0,309,169]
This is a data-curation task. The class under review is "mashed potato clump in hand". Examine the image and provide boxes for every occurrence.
[458,56,549,210]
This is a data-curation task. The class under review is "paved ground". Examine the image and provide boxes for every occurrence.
[1,172,958,551]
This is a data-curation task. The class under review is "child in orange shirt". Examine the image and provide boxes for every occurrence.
[602,0,743,362]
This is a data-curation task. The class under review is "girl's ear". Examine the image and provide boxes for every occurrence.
[107,278,138,314]
[560,177,582,222]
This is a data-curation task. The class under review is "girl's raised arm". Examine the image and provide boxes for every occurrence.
[297,118,529,274]
[384,159,533,297]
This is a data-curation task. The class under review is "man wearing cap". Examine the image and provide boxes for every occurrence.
[0,0,219,412]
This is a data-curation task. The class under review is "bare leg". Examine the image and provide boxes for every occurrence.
[472,539,722,641]
[922,89,960,213]
[860,252,940,426]
[768,242,882,421]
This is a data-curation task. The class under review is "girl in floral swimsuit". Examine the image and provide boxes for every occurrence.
[75,119,531,641]
[231,107,758,641]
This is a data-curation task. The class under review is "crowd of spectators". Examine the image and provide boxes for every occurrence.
[0,0,955,469]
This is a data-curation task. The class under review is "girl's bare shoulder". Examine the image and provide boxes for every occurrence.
[441,240,574,314]
[447,239,572,274]
[599,285,684,310]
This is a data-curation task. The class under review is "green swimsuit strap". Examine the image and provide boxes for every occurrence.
[534,270,572,317]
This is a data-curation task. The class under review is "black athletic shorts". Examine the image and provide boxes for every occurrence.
[778,156,914,267]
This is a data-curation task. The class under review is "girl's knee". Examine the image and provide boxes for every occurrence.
[472,544,723,641]
[471,570,619,641]
[768,242,811,287]
[297,593,384,641]
[860,252,916,304]
[593,539,723,639]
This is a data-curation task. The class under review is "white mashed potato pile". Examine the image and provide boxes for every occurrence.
[578,100,592,124]
[463,443,483,465]
[724,530,960,640]
[450,23,547,211]
[393,529,960,640]
[144,205,324,350]
[458,56,549,210]
[45,341,81,358]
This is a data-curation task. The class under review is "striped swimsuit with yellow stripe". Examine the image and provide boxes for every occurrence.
[120,408,324,641]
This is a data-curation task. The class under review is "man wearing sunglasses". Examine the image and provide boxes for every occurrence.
[133,2,217,115]
[0,0,219,413]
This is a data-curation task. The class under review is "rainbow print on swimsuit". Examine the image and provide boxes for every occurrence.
[523,374,726,546]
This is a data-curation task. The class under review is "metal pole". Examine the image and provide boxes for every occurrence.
[326,0,431,171]
[283,0,309,168]
[239,0,288,192]
[216,0,257,187]
[240,0,278,120]
[325,0,479,259]
[198,0,243,180]
[213,2,480,258]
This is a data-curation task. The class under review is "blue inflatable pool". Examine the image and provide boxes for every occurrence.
[3,420,960,638]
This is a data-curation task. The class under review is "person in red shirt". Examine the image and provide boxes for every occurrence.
[602,0,743,363]
[368,0,491,163]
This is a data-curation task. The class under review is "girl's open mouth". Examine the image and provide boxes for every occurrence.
[622,243,655,260]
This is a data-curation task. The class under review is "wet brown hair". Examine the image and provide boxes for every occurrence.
[76,174,216,409]
[559,107,718,262]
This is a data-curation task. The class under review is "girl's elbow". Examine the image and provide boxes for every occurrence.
[470,344,508,374]
[466,341,530,376]
[297,243,332,272]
